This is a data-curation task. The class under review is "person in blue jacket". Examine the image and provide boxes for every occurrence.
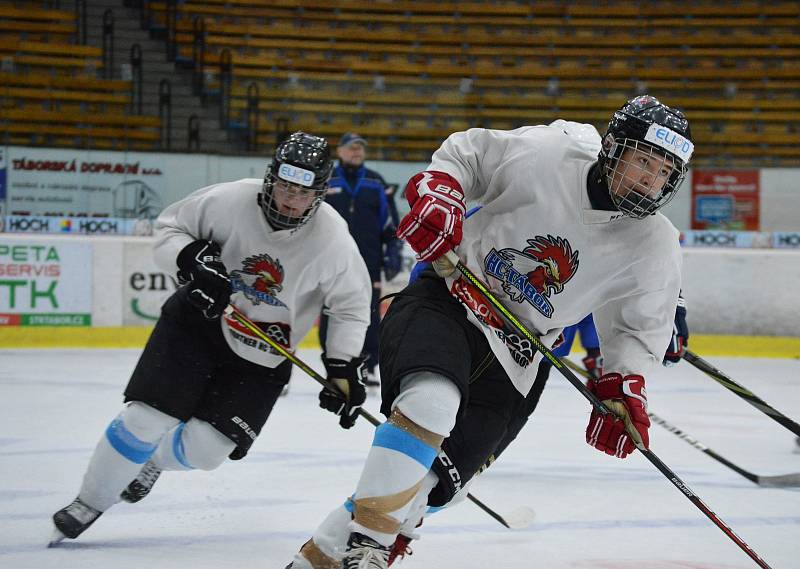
[553,313,603,378]
[319,132,403,386]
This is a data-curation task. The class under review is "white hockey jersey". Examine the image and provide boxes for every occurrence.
[429,121,682,397]
[153,178,372,368]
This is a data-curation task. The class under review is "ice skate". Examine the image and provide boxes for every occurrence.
[120,459,162,503]
[49,497,102,546]
[341,532,391,569]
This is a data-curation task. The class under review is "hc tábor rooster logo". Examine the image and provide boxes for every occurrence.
[484,235,579,318]
[230,253,288,308]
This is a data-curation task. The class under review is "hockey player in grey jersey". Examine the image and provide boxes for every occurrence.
[287,96,694,568]
[50,132,372,545]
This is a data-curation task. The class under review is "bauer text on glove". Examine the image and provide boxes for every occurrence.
[396,171,465,262]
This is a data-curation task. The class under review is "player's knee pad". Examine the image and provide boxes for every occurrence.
[120,401,181,441]
[391,370,461,437]
[177,418,237,471]
[104,402,180,465]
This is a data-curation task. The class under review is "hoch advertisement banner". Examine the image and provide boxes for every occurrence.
[0,239,92,326]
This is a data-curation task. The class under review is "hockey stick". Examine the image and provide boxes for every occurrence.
[433,250,773,569]
[222,304,536,530]
[683,350,800,437]
[648,412,800,488]
[562,359,800,488]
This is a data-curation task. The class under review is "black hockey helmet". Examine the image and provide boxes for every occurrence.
[260,131,334,230]
[598,95,694,219]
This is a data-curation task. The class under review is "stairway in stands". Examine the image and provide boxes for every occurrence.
[84,0,235,153]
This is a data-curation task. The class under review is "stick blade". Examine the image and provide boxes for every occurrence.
[47,528,66,548]
[501,506,536,529]
[757,472,800,488]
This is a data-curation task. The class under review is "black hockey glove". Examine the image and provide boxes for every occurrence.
[319,354,368,429]
[176,239,231,320]
[663,294,689,366]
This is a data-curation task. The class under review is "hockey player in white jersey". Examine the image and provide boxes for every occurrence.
[50,132,372,544]
[286,95,694,568]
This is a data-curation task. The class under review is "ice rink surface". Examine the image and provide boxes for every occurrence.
[1,348,798,569]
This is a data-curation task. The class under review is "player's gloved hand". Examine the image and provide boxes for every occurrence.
[319,355,368,429]
[663,295,688,366]
[176,239,231,320]
[585,372,650,459]
[582,348,604,380]
[383,237,403,282]
[397,171,465,262]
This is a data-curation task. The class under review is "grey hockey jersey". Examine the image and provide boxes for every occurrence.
[153,178,372,368]
[429,121,682,396]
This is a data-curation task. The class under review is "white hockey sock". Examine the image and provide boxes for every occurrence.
[150,418,236,471]
[79,402,179,511]
[398,471,438,537]
[348,372,460,547]
[290,503,353,568]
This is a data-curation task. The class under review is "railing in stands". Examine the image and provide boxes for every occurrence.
[101,9,114,79]
[75,0,86,45]
[129,43,143,115]
[191,16,206,96]
[218,47,232,127]
[165,0,177,62]
[188,114,200,151]
[136,0,150,31]
[245,81,259,152]
[159,78,172,149]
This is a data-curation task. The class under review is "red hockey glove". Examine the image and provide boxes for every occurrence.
[585,373,650,459]
[396,171,465,262]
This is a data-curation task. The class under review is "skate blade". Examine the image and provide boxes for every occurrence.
[47,528,67,548]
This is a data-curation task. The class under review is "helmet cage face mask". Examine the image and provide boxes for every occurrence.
[261,173,326,230]
[599,95,693,219]
[603,137,687,219]
[260,132,333,231]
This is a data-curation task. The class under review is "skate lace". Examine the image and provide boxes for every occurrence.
[343,546,389,569]
[138,461,162,487]
[66,499,100,524]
